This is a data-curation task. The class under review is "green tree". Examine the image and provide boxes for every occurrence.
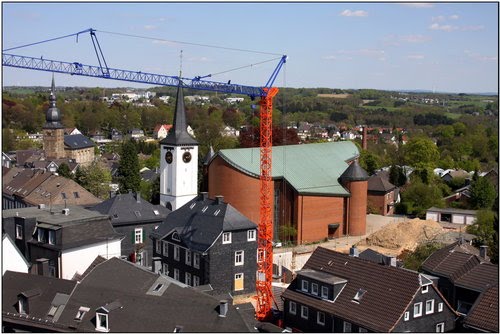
[469,176,497,209]
[400,180,445,218]
[398,242,444,271]
[77,161,112,199]
[467,210,497,261]
[57,163,73,179]
[403,137,440,169]
[117,140,141,193]
[359,150,380,175]
[389,165,407,187]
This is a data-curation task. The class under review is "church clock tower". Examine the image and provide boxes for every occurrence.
[43,75,65,159]
[159,81,199,210]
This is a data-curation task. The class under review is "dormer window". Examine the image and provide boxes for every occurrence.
[96,312,109,332]
[37,228,47,243]
[18,297,27,315]
[301,280,309,292]
[48,230,56,245]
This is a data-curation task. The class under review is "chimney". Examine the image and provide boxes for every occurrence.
[36,258,50,276]
[215,195,224,205]
[152,257,162,274]
[389,256,397,267]
[135,192,141,203]
[218,300,228,317]
[362,126,367,150]
[200,192,208,201]
[349,245,359,257]
[479,245,488,260]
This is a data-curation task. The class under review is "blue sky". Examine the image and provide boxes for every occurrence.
[2,2,498,93]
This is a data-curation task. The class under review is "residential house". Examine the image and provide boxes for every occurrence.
[367,173,398,215]
[151,193,258,296]
[128,128,145,139]
[421,240,498,316]
[64,127,82,136]
[2,205,123,280]
[281,246,457,333]
[2,233,30,274]
[3,169,52,209]
[443,185,472,207]
[89,191,170,267]
[64,133,95,166]
[153,124,173,140]
[225,97,244,104]
[426,207,477,225]
[110,128,123,141]
[2,257,254,332]
[462,284,498,332]
[441,169,472,184]
[221,125,240,137]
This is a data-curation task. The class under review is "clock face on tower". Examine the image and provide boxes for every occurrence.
[182,152,192,163]
[165,151,173,164]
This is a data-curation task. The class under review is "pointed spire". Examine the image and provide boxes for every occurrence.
[160,80,198,146]
[339,159,369,183]
[43,75,63,129]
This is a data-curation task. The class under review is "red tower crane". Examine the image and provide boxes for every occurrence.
[2,28,287,321]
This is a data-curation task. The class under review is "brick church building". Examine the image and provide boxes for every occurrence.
[207,141,369,245]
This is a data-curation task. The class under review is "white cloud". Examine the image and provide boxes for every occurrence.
[188,56,211,62]
[407,54,425,60]
[401,3,434,8]
[432,15,446,22]
[144,25,157,30]
[429,23,458,32]
[461,25,485,31]
[464,50,497,62]
[340,9,368,17]
[450,14,460,20]
[322,55,337,60]
[335,48,385,61]
[400,34,432,43]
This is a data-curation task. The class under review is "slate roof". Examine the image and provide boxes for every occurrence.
[426,206,477,215]
[160,82,198,146]
[421,241,497,293]
[367,174,396,193]
[339,159,369,182]
[153,193,257,253]
[463,284,499,332]
[90,192,170,226]
[55,257,253,332]
[2,271,77,330]
[281,247,454,332]
[3,169,41,196]
[216,141,359,196]
[16,149,44,166]
[64,134,95,149]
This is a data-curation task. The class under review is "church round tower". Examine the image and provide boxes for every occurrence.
[339,160,369,236]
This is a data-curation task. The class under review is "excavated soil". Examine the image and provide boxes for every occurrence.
[355,218,444,254]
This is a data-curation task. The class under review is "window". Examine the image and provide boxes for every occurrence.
[134,228,143,244]
[426,299,435,314]
[155,240,161,254]
[48,230,56,245]
[185,249,192,265]
[422,285,429,293]
[222,232,232,244]
[172,232,180,242]
[162,263,169,275]
[162,241,168,256]
[438,302,443,312]
[18,298,27,314]
[436,323,444,332]
[75,306,89,321]
[311,283,319,295]
[234,273,244,291]
[193,275,200,287]
[301,306,308,319]
[15,224,23,239]
[96,312,108,332]
[289,301,296,315]
[414,302,423,317]
[194,253,200,269]
[404,311,410,321]
[37,228,47,243]
[317,311,325,325]
[321,286,329,299]
[174,268,180,281]
[343,321,352,333]
[185,272,192,286]
[61,192,67,199]
[134,211,141,218]
[153,283,164,292]
[73,191,80,198]
[235,250,244,265]
[301,280,309,292]
[174,245,180,261]
[247,229,256,241]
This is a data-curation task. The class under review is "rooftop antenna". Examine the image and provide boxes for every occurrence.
[179,49,183,78]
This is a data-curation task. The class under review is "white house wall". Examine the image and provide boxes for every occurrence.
[2,237,29,274]
[426,212,439,222]
[60,240,121,280]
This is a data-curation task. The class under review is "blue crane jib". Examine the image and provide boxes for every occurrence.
[2,29,287,99]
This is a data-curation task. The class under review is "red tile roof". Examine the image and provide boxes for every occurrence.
[464,284,499,332]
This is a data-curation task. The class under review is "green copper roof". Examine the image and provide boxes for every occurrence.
[217,141,360,196]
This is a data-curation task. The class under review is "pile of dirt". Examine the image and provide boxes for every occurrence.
[356,218,443,253]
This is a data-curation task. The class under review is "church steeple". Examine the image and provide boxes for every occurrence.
[160,80,198,146]
[44,74,63,129]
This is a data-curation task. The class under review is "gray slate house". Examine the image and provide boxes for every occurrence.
[151,192,258,296]
[421,240,498,315]
[89,191,170,267]
[281,247,457,333]
[2,257,254,332]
